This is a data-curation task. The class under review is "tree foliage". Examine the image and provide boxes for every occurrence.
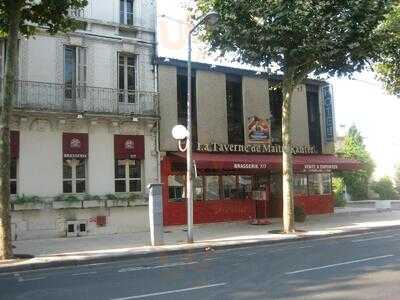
[196,0,392,232]
[371,176,399,200]
[338,126,375,200]
[374,4,400,96]
[395,163,400,194]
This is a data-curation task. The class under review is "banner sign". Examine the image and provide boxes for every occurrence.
[197,143,317,155]
[247,116,271,144]
[322,85,334,142]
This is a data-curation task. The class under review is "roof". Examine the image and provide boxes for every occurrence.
[156,57,327,86]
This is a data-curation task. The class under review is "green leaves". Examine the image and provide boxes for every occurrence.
[0,0,88,37]
[196,0,394,78]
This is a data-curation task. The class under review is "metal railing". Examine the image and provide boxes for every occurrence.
[1,80,159,116]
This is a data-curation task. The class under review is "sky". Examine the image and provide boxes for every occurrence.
[157,0,400,180]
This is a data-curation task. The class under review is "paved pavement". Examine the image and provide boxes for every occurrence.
[1,226,400,299]
[2,208,400,273]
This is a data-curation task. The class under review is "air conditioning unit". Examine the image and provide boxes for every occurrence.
[66,220,88,237]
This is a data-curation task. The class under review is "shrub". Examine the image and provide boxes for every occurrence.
[370,177,399,200]
[105,194,118,200]
[14,194,42,204]
[332,177,346,207]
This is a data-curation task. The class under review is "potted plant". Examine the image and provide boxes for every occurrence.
[294,205,306,223]
[12,195,45,211]
[105,194,128,207]
[53,194,82,209]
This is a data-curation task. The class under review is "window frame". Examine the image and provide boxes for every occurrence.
[114,159,142,193]
[226,74,244,144]
[64,45,87,100]
[120,0,134,25]
[118,53,137,104]
[62,158,87,194]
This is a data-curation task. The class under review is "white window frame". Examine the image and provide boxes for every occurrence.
[63,158,87,194]
[120,0,134,25]
[115,159,142,193]
[118,53,137,104]
[64,45,87,100]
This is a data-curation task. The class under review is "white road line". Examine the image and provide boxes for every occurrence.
[299,246,313,249]
[71,271,97,276]
[118,261,198,273]
[110,282,227,300]
[18,276,46,282]
[204,258,218,261]
[286,254,394,275]
[352,235,396,243]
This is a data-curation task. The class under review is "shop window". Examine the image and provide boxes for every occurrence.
[194,176,204,201]
[238,176,252,199]
[308,173,331,195]
[115,159,142,193]
[294,174,308,195]
[226,75,244,144]
[222,176,238,199]
[63,159,86,194]
[205,176,220,200]
[168,175,186,202]
[10,159,17,195]
[177,68,197,144]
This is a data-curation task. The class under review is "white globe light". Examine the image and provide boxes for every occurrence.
[172,125,188,140]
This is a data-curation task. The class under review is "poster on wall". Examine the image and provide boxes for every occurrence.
[322,85,334,143]
[247,116,271,144]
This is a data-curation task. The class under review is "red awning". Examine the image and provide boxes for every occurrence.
[63,133,88,158]
[169,152,361,172]
[114,135,145,160]
[10,131,19,159]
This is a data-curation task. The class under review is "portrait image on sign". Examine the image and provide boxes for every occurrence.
[247,116,270,144]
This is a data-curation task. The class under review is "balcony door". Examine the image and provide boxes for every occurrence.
[118,53,136,113]
[64,45,87,110]
[120,0,134,25]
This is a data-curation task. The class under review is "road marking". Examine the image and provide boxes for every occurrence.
[352,235,396,243]
[71,271,97,276]
[118,261,198,273]
[204,257,218,261]
[18,276,46,282]
[111,282,227,300]
[299,246,313,249]
[286,254,394,275]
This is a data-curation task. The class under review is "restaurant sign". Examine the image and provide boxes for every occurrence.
[303,164,338,172]
[197,143,317,154]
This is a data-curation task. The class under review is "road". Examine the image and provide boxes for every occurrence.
[1,228,400,300]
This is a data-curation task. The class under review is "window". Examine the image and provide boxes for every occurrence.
[226,75,244,144]
[168,175,186,202]
[205,176,220,200]
[269,83,283,143]
[238,176,252,199]
[308,173,331,195]
[114,159,141,193]
[177,68,197,144]
[63,159,86,193]
[194,176,204,201]
[307,85,322,153]
[294,174,308,195]
[118,54,136,103]
[64,46,87,99]
[222,176,238,199]
[10,159,17,195]
[120,0,134,25]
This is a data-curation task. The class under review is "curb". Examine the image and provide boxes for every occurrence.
[1,224,400,274]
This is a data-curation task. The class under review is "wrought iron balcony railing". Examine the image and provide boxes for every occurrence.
[1,80,159,116]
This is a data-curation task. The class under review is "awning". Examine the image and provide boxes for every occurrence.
[169,152,361,172]
[63,133,88,158]
[10,131,19,159]
[114,135,145,160]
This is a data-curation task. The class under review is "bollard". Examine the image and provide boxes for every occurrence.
[148,183,164,246]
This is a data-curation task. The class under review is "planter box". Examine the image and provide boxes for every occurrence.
[53,201,82,209]
[106,199,128,208]
[82,200,105,208]
[131,200,148,207]
[13,202,45,211]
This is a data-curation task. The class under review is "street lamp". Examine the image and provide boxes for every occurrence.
[172,11,220,243]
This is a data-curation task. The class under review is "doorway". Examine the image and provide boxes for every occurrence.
[253,175,270,218]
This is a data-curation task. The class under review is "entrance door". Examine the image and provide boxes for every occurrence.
[254,175,270,218]
[269,173,283,217]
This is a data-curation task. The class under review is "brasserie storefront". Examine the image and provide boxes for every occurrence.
[161,143,360,226]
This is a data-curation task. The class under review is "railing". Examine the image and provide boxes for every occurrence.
[1,80,159,116]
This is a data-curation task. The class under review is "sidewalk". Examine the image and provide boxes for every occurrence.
[1,207,400,273]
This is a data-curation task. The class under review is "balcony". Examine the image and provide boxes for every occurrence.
[3,80,158,117]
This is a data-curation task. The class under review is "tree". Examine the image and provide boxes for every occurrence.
[374,4,400,96]
[395,164,400,195]
[196,0,392,233]
[371,176,399,200]
[0,0,87,260]
[338,126,375,200]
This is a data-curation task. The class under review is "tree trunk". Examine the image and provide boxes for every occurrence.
[0,1,20,260]
[281,74,296,234]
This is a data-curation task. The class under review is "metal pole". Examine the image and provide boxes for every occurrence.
[186,32,193,243]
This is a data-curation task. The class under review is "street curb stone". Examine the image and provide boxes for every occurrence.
[1,224,400,274]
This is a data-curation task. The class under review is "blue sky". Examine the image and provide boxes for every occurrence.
[157,0,400,179]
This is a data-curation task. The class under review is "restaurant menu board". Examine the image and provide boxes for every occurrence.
[248,115,271,144]
[322,85,334,143]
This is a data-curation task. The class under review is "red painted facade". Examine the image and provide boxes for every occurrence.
[161,155,335,226]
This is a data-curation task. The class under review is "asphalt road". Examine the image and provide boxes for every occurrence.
[2,228,400,300]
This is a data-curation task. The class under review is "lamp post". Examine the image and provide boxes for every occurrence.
[172,11,219,243]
